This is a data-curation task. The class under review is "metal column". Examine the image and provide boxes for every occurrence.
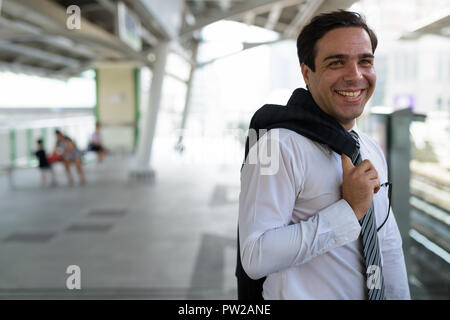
[130,40,170,180]
[175,40,199,153]
[370,107,414,277]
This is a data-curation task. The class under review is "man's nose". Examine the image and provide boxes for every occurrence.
[343,62,363,82]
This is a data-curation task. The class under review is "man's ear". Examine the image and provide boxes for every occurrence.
[301,63,311,88]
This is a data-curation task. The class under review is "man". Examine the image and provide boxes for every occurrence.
[237,10,410,300]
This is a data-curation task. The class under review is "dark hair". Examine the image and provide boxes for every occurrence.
[296,10,377,72]
[37,139,43,145]
[55,129,62,135]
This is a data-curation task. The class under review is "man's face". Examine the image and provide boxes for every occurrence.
[301,27,376,130]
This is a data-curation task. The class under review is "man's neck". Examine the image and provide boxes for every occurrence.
[341,120,356,131]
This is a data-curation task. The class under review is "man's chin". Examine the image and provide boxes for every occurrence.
[338,103,365,117]
[336,110,364,126]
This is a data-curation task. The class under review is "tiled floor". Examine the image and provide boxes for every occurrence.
[0,136,446,299]
[0,137,241,299]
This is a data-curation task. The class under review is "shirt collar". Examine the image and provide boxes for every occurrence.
[347,122,358,133]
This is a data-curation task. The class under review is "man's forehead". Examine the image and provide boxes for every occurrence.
[315,27,373,58]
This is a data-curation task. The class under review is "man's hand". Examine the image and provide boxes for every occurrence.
[341,154,380,221]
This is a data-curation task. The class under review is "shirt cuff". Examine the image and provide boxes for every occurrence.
[320,199,361,245]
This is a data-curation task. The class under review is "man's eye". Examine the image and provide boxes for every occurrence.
[329,60,343,66]
[360,59,373,65]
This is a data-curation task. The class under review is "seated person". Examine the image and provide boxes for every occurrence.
[87,122,107,163]
[54,129,86,185]
[35,139,56,186]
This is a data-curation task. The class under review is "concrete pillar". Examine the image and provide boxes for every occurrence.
[176,40,199,152]
[96,62,140,153]
[130,40,170,178]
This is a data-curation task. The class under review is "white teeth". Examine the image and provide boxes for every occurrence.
[337,90,361,97]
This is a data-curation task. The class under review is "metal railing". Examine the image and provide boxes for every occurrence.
[409,160,450,298]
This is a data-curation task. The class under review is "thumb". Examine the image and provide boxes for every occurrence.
[341,153,354,173]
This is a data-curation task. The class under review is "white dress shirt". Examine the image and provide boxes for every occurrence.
[239,125,411,299]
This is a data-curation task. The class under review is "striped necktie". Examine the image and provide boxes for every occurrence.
[349,130,386,300]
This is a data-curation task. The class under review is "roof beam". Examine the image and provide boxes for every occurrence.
[243,11,256,25]
[197,37,285,68]
[401,7,450,39]
[2,0,149,63]
[140,26,159,46]
[123,0,180,40]
[255,15,289,32]
[0,17,96,58]
[179,0,302,39]
[284,0,324,39]
[0,40,81,68]
[95,0,116,14]
[0,61,76,79]
[57,60,93,76]
[219,0,232,11]
[170,41,197,67]
[265,4,283,30]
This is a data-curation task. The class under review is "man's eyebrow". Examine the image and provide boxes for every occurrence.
[322,53,375,62]
[359,53,375,59]
[322,54,347,62]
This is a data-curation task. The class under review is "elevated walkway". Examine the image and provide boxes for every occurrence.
[0,137,240,299]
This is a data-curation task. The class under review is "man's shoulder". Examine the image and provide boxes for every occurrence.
[265,128,318,146]
[260,128,329,161]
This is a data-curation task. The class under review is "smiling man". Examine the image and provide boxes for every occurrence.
[237,11,410,300]
[301,26,376,129]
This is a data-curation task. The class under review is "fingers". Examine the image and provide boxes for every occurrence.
[343,157,376,174]
[372,179,381,194]
[365,168,378,180]
[346,157,379,180]
[341,154,354,173]
[356,161,380,192]
[342,155,380,194]
[356,159,374,172]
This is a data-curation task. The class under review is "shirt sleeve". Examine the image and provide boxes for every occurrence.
[239,132,361,280]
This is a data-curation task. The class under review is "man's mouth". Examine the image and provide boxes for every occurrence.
[335,89,363,98]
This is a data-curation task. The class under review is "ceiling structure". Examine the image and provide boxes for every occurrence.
[401,6,450,40]
[0,0,360,79]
